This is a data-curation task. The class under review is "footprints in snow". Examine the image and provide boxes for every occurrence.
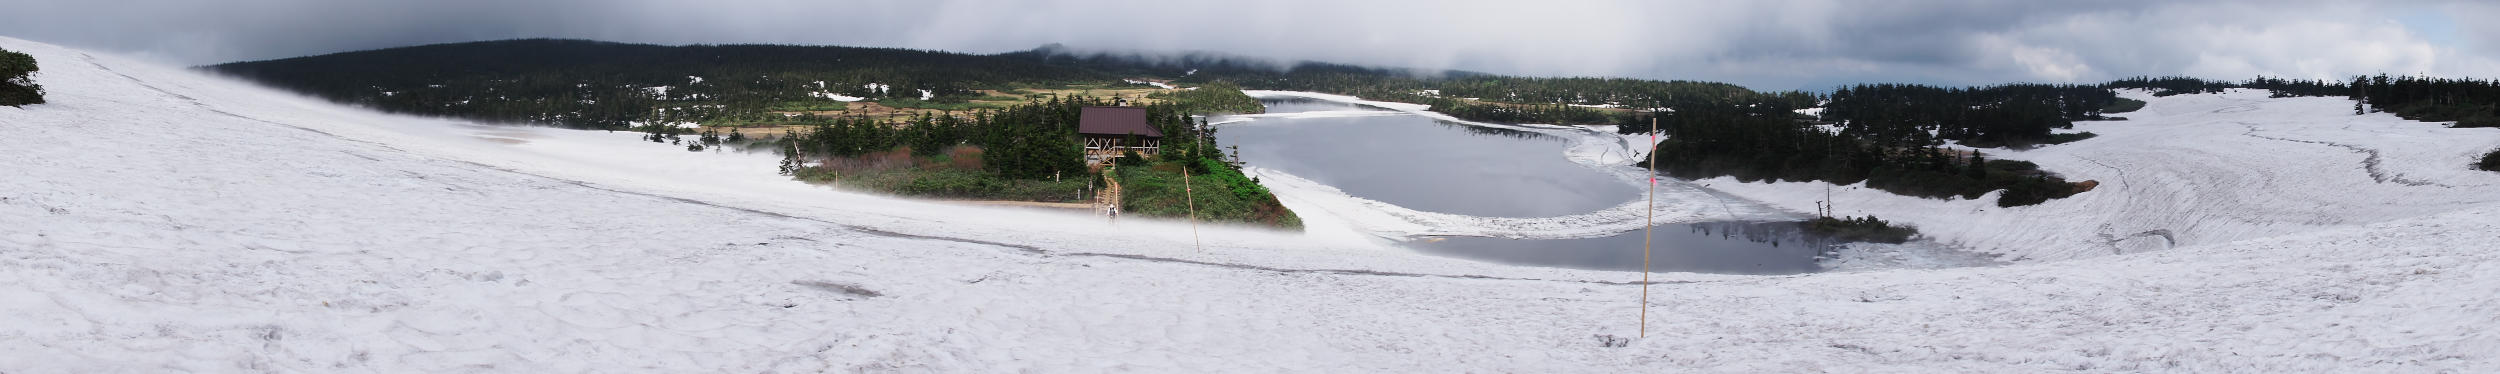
[2233,122,2452,188]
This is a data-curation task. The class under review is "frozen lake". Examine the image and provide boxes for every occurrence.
[1219,98,1638,217]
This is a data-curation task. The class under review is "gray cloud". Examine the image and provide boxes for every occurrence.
[3,0,2494,90]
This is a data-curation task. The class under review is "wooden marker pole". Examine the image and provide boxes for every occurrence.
[1642,117,1656,338]
[1186,119,1204,252]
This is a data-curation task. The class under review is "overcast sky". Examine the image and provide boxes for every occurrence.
[4,0,2496,90]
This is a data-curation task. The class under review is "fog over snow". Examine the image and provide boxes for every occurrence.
[4,0,2499,89]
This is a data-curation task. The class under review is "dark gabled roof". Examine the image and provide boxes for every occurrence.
[1077,106,1163,138]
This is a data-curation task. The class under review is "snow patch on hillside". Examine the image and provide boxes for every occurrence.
[1124,79,1176,89]
[809,91,864,102]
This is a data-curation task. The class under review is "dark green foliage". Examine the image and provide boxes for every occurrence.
[780,95,1215,182]
[1116,161,1302,230]
[2352,74,2500,128]
[1146,81,1263,114]
[2479,149,2500,172]
[1631,80,2097,207]
[0,48,41,107]
[2041,132,2099,145]
[1803,216,1917,244]
[1194,158,1277,205]
[1114,149,1147,167]
[1642,98,2087,207]
[2101,97,2146,114]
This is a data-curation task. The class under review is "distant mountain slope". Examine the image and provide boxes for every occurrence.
[205,39,1120,127]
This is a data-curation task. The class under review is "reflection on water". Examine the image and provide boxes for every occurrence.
[1411,221,1832,275]
[1221,99,1638,217]
[1257,97,1380,113]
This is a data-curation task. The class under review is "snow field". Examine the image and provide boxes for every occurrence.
[4,38,2498,371]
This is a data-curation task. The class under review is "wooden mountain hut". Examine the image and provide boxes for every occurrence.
[1077,106,1163,164]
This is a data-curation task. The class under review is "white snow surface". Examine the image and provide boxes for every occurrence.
[1123,79,1176,90]
[8,39,2500,371]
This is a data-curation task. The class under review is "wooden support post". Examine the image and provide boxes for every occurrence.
[1642,117,1655,338]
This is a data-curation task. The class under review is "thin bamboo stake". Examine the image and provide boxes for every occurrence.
[1186,120,1204,252]
[1642,117,1656,338]
[1185,161,1201,251]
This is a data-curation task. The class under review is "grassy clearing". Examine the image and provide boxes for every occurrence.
[1115,160,1303,230]
[875,98,1017,112]
[768,101,849,112]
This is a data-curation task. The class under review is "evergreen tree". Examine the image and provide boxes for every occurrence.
[1967,151,1988,179]
[0,48,41,107]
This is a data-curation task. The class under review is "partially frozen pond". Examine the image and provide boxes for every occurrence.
[1224,97,1826,274]
[1219,98,1638,217]
[1412,222,1831,275]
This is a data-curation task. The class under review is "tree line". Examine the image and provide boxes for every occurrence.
[205,39,1116,128]
[2103,76,2347,98]
[2352,74,2500,128]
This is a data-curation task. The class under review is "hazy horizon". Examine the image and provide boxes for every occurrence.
[6,0,2497,91]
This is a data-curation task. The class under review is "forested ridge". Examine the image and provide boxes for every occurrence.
[206,39,1115,128]
[1633,85,2100,207]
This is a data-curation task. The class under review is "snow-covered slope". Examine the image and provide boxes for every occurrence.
[6,38,2499,371]
[1700,89,2500,261]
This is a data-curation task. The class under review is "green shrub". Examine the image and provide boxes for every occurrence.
[0,48,41,107]
[2479,149,2500,172]
[1804,216,1917,243]
[2100,97,2145,114]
